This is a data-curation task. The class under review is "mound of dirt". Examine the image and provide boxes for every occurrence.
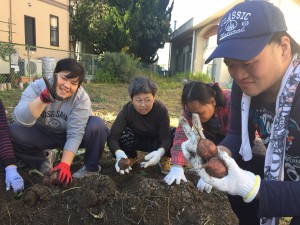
[0,151,238,225]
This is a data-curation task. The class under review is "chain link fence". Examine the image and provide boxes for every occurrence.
[0,42,100,91]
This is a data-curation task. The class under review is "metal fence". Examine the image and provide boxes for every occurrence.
[0,42,100,91]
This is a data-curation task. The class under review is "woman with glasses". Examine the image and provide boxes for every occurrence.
[164,81,231,190]
[9,58,108,187]
[107,76,174,175]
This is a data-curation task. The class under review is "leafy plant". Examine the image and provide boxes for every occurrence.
[95,52,139,83]
[174,72,212,83]
[0,42,16,61]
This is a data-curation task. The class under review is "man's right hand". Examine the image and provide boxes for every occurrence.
[40,74,63,103]
[164,165,187,185]
[115,150,132,175]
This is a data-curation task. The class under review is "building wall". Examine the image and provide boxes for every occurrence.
[0,0,69,59]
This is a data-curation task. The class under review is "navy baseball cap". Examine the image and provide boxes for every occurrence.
[205,0,287,64]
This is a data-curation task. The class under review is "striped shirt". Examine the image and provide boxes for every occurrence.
[0,99,16,167]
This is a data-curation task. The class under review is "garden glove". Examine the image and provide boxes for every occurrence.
[197,178,213,193]
[49,162,72,188]
[198,150,261,203]
[40,74,63,103]
[5,165,24,192]
[164,165,187,185]
[140,148,165,168]
[115,150,132,175]
[181,113,260,202]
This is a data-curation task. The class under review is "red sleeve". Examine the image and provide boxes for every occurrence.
[171,110,192,166]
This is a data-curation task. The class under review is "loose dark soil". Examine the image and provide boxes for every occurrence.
[0,82,276,225]
[0,150,239,225]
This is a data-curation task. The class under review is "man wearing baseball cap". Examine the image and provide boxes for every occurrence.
[182,1,300,225]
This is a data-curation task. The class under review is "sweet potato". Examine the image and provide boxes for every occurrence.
[203,157,228,178]
[197,139,218,162]
[118,158,130,170]
[42,170,59,186]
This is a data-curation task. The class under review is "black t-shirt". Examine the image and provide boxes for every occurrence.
[107,100,171,154]
[250,90,300,181]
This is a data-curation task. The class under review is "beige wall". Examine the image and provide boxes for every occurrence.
[0,0,69,59]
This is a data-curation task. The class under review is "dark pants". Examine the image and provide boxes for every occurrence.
[118,127,175,158]
[9,116,109,172]
[227,153,265,225]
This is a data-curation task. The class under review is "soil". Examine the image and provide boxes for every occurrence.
[0,83,272,225]
[0,150,239,225]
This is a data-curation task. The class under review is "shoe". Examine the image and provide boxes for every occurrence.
[72,165,101,178]
[159,156,171,175]
[39,149,57,174]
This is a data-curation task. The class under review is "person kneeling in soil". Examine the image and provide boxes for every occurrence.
[0,98,24,192]
[164,81,231,193]
[9,58,108,187]
[107,76,174,175]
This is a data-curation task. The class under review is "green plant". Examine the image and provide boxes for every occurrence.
[0,42,16,61]
[95,52,139,83]
[174,72,212,83]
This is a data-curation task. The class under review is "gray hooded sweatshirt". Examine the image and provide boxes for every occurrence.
[13,77,92,154]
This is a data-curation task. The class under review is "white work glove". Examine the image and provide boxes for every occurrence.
[5,165,24,192]
[140,148,165,168]
[180,114,260,203]
[199,150,260,203]
[197,178,212,193]
[164,165,187,185]
[115,150,132,175]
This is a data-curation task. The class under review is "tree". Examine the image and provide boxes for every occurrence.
[70,0,128,54]
[70,0,174,63]
[126,0,173,63]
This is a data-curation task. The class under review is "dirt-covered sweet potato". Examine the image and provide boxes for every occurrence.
[203,157,228,178]
[42,170,59,186]
[118,158,130,170]
[197,139,218,162]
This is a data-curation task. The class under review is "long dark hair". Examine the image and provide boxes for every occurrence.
[181,81,226,108]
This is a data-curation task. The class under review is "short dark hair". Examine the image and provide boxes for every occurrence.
[54,58,85,87]
[269,31,300,55]
[181,81,226,107]
[128,77,158,99]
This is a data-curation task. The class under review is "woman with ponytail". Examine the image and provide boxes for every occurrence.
[164,81,231,188]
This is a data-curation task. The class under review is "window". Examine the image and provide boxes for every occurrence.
[50,15,59,46]
[24,16,36,50]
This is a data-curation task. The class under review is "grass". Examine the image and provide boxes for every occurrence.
[0,78,184,127]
